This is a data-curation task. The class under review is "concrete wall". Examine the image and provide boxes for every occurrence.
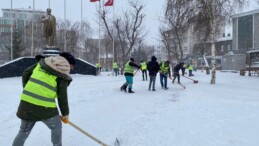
[222,54,246,70]
[0,57,97,78]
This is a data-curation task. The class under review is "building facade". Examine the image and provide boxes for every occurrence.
[0,7,45,64]
[232,9,259,53]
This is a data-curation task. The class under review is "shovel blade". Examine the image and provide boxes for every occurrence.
[114,138,120,146]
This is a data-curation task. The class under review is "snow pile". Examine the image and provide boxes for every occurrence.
[0,71,259,146]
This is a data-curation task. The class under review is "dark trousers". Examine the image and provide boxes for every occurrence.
[142,70,147,80]
[173,73,180,83]
[96,67,101,75]
[149,75,156,90]
[189,70,193,76]
[114,68,118,76]
[160,73,167,88]
[13,115,62,146]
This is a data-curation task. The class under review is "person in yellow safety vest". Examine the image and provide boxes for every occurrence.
[187,63,193,77]
[140,60,148,81]
[159,60,172,90]
[113,61,119,76]
[12,52,76,146]
[182,64,187,75]
[120,57,140,93]
[95,62,101,75]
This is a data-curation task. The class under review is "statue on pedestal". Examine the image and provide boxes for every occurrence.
[41,8,56,46]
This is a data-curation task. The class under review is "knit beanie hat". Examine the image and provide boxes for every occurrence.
[59,52,76,65]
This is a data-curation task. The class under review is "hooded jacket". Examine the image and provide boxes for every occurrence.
[147,56,160,76]
[173,63,184,75]
[17,56,72,121]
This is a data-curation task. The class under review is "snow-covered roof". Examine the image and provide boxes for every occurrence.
[232,9,259,18]
[76,58,95,67]
[0,57,34,67]
[216,36,232,42]
[2,8,45,13]
[247,48,259,53]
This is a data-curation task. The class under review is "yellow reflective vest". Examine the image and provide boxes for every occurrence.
[140,62,147,70]
[124,61,134,74]
[113,62,118,69]
[96,63,101,67]
[20,63,58,108]
[188,65,193,71]
[160,62,170,74]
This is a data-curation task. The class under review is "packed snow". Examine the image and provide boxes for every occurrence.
[0,71,259,146]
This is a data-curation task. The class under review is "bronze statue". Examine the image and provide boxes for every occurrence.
[41,8,56,46]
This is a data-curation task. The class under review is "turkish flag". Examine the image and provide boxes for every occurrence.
[90,0,99,2]
[104,0,113,6]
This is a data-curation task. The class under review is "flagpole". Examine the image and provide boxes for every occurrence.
[81,0,83,59]
[10,0,13,60]
[64,0,67,51]
[98,0,101,66]
[81,0,82,34]
[49,0,50,8]
[31,0,35,56]
[112,1,115,75]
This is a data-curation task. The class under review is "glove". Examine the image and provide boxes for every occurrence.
[61,115,69,124]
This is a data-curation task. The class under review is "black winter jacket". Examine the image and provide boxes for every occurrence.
[173,63,184,75]
[147,56,160,76]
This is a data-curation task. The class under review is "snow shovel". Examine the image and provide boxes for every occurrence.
[61,118,120,146]
[182,75,198,83]
[160,72,185,89]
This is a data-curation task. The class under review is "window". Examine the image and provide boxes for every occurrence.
[184,47,188,52]
[221,45,224,52]
[227,45,230,50]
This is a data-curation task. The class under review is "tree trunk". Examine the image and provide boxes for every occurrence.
[210,14,216,84]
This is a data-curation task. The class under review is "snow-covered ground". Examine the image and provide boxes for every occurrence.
[0,71,259,146]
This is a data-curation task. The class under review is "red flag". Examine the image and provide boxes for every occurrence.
[90,0,99,2]
[104,0,113,6]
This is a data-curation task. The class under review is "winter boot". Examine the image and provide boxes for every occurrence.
[128,88,135,93]
[120,85,127,92]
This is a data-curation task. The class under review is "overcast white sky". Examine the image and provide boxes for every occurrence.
[0,0,258,45]
[0,0,165,46]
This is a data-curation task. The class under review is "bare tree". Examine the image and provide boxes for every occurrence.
[5,29,25,59]
[101,0,146,72]
[194,0,247,84]
[23,17,45,56]
[164,0,195,61]
[56,19,91,56]
[84,38,99,64]
[159,28,171,61]
[56,19,79,54]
